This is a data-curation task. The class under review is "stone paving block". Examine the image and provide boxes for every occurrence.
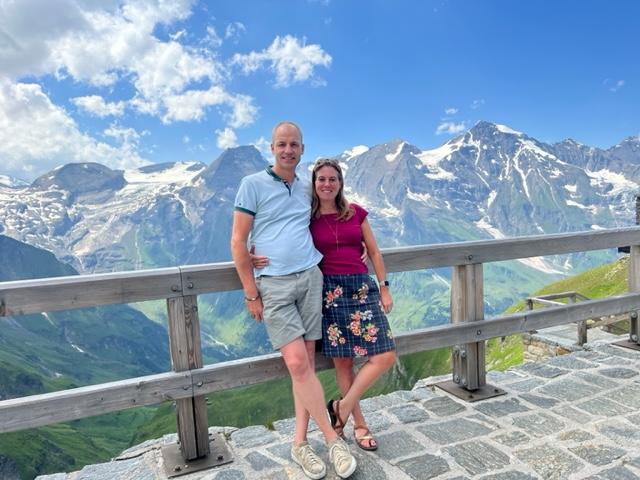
[395,454,450,479]
[552,405,593,423]
[361,390,413,412]
[515,362,568,378]
[346,449,389,480]
[573,350,610,362]
[568,444,626,466]
[594,344,640,361]
[557,429,595,442]
[608,384,640,409]
[230,426,278,448]
[468,413,502,429]
[272,417,319,436]
[584,466,640,479]
[514,445,584,480]
[597,419,640,444]
[473,397,530,418]
[574,371,621,389]
[374,431,426,461]
[417,418,493,445]
[545,355,598,370]
[422,396,466,416]
[410,386,438,401]
[443,440,510,476]
[208,469,246,480]
[266,442,294,462]
[538,378,602,402]
[74,457,156,480]
[518,393,559,408]
[486,370,528,384]
[599,367,639,379]
[244,452,281,471]
[255,471,288,480]
[512,412,565,437]
[575,396,634,416]
[492,431,531,447]
[388,403,430,423]
[506,378,545,393]
[478,472,538,480]
[626,413,640,424]
[361,412,393,433]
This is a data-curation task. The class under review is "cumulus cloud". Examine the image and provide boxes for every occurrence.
[252,136,271,158]
[232,35,332,87]
[216,127,238,149]
[435,121,466,135]
[0,79,149,180]
[444,107,458,115]
[72,95,125,117]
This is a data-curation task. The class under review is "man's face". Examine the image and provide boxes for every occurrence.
[270,124,304,171]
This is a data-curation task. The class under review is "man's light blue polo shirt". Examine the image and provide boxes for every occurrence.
[234,166,322,277]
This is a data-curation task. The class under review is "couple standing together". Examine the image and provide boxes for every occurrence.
[231,121,396,479]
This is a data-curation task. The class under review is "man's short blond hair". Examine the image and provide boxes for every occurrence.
[271,121,303,144]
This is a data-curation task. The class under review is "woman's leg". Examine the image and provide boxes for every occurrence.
[333,358,367,430]
[331,350,396,424]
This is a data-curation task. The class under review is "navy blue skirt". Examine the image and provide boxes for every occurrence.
[321,273,396,358]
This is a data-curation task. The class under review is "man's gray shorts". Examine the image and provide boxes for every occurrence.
[256,265,323,350]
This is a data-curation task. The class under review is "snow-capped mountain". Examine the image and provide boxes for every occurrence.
[1,121,638,333]
[0,174,28,188]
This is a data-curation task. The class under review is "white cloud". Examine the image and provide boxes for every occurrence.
[435,121,466,135]
[444,107,458,115]
[470,99,485,109]
[232,35,332,87]
[204,25,223,48]
[609,79,625,93]
[72,95,125,117]
[0,79,149,180]
[216,127,238,149]
[225,22,246,41]
[252,136,271,158]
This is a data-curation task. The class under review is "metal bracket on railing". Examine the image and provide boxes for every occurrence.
[162,432,233,478]
[613,311,640,351]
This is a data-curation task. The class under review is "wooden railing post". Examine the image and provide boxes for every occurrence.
[451,263,485,390]
[167,295,210,460]
[629,245,640,343]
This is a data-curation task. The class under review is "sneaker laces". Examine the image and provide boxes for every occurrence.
[297,443,323,469]
[329,438,353,470]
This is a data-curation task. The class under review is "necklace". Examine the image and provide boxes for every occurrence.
[321,214,340,251]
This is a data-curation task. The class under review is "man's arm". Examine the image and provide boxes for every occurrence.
[231,211,263,321]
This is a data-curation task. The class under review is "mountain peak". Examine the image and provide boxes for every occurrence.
[470,121,523,137]
[196,145,266,189]
[31,162,126,194]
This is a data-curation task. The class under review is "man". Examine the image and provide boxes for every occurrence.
[230,121,357,479]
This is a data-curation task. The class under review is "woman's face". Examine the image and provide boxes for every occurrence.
[314,165,341,203]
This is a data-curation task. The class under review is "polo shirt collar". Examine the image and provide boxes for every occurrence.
[266,165,298,183]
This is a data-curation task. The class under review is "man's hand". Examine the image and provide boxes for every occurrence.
[246,296,264,322]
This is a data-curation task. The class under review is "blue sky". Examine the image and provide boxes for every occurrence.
[1,0,638,181]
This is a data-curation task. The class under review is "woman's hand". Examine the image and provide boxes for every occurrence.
[249,245,269,269]
[360,241,368,263]
[380,287,393,314]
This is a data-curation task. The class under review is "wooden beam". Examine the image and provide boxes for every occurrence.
[3,292,640,434]
[2,227,640,316]
[0,371,191,433]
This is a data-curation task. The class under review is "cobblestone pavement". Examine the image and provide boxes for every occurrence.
[37,339,640,480]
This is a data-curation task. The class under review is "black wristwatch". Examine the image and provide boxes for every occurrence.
[380,280,390,288]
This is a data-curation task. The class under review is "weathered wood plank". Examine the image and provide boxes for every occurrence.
[529,298,565,307]
[0,267,182,317]
[0,371,191,433]
[4,292,640,434]
[532,291,582,301]
[167,296,210,459]
[2,227,640,315]
[629,245,640,341]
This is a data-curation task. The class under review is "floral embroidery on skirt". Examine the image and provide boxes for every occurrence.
[321,273,395,358]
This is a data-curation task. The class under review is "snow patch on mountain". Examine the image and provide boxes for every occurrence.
[343,145,369,161]
[586,169,638,195]
[495,124,523,135]
[385,142,406,162]
[0,174,28,188]
[124,162,204,185]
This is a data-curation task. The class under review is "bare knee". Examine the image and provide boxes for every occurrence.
[373,350,396,370]
[284,352,312,380]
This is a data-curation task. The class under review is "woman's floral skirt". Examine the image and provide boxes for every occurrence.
[320,273,395,358]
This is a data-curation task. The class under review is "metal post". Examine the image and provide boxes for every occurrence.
[435,263,505,401]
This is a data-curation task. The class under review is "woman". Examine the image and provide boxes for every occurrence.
[311,158,396,451]
[253,158,396,450]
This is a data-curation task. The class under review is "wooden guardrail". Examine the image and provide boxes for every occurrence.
[1,226,640,461]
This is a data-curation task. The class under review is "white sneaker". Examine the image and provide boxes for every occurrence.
[328,437,357,478]
[291,441,327,479]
